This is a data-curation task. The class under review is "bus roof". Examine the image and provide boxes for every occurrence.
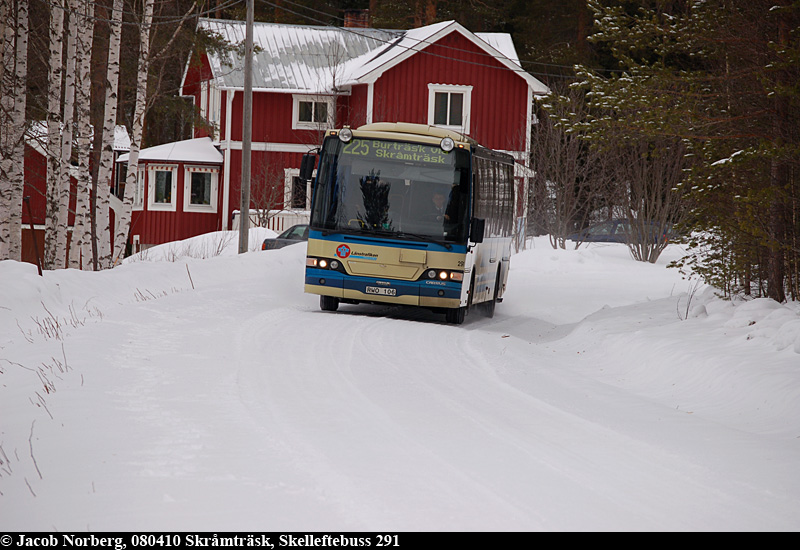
[325,122,515,166]
[346,122,477,147]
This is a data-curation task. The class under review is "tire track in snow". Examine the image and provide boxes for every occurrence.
[234,308,544,529]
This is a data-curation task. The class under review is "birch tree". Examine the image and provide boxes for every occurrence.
[43,0,66,269]
[0,0,14,259]
[8,0,29,262]
[93,0,124,270]
[0,0,27,261]
[113,0,154,264]
[0,0,7,91]
[56,0,79,267]
[68,0,95,269]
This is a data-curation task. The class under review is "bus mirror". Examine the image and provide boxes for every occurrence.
[470,218,485,243]
[300,153,316,181]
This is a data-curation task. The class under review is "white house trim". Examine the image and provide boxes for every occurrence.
[222,90,234,229]
[224,141,318,153]
[209,83,222,135]
[366,82,374,125]
[132,169,145,211]
[200,81,208,122]
[354,21,455,85]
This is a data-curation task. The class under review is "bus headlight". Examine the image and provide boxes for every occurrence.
[338,128,353,143]
[308,257,342,271]
[426,269,463,281]
[440,137,455,152]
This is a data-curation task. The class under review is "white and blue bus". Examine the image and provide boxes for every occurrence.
[301,122,515,324]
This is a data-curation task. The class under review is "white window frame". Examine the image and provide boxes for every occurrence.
[132,168,145,211]
[147,164,178,212]
[183,165,219,213]
[292,94,334,130]
[200,81,208,119]
[427,84,472,134]
[208,82,221,131]
[283,168,313,210]
[114,162,127,200]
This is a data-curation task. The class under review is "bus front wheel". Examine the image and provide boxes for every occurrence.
[445,306,466,325]
[320,295,339,312]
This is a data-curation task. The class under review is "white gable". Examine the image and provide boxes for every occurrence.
[342,21,547,94]
[117,137,223,164]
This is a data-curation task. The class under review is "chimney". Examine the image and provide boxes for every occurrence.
[344,9,370,28]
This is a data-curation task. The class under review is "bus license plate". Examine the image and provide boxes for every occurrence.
[366,286,396,296]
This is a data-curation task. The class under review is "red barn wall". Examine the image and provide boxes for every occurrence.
[340,85,367,128]
[219,89,229,141]
[22,145,47,226]
[20,144,81,267]
[373,32,529,152]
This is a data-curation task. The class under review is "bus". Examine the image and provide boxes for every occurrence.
[300,122,515,324]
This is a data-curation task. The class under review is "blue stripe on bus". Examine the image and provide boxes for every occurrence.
[308,229,467,254]
[418,281,461,300]
[305,268,345,289]
[305,269,462,300]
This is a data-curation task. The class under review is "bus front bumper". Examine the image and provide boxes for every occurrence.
[304,270,462,309]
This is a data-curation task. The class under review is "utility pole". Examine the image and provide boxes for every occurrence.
[238,0,253,253]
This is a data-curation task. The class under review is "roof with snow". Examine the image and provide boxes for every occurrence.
[116,137,223,164]
[25,122,131,157]
[191,18,548,95]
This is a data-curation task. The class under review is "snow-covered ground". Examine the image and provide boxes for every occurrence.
[1,231,799,531]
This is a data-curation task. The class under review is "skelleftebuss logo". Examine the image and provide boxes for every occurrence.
[336,244,351,258]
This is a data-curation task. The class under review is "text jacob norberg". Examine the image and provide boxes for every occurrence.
[16,535,126,550]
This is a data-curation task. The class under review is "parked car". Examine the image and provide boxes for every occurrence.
[567,219,679,244]
[261,224,309,250]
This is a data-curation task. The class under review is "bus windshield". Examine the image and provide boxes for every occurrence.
[311,137,471,243]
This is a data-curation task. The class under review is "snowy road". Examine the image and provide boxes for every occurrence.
[2,239,799,531]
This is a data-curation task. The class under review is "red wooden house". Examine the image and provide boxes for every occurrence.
[126,15,548,248]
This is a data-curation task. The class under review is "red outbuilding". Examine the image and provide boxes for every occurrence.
[116,137,223,251]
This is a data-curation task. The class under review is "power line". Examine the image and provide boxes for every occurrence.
[271,0,585,73]
[245,0,577,82]
[255,0,616,80]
